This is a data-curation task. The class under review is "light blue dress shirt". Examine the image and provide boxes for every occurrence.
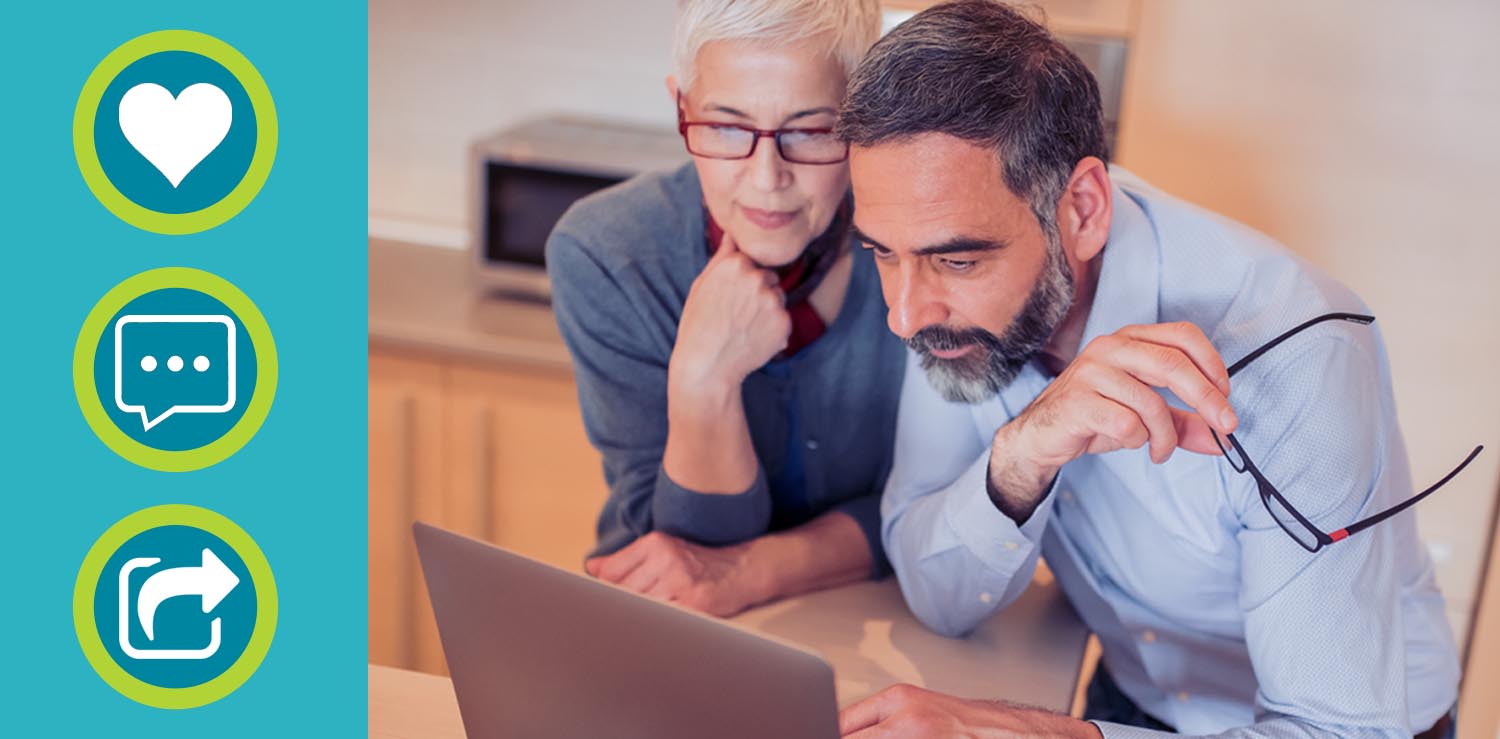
[881,168,1460,737]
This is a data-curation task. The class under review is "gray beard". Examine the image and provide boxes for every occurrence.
[906,233,1076,404]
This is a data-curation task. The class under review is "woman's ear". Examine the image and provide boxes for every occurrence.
[665,75,679,105]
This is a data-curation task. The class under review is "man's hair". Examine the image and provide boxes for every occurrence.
[838,0,1108,233]
[673,0,882,93]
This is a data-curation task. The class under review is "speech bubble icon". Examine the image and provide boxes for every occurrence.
[115,315,237,431]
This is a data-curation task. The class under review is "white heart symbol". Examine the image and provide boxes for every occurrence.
[118,82,233,188]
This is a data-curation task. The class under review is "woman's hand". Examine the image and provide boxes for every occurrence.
[662,232,790,495]
[585,531,769,618]
[669,232,791,394]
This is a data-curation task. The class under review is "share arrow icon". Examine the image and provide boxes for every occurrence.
[118,549,240,660]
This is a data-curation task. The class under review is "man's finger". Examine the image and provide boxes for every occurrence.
[838,693,887,735]
[1109,339,1237,436]
[1118,322,1231,397]
[1172,407,1225,456]
[1088,367,1179,464]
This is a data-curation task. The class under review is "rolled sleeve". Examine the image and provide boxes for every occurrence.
[832,491,889,578]
[652,465,772,545]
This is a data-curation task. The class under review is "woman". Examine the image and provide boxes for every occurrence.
[546,0,902,617]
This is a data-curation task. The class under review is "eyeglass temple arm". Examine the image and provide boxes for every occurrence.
[1226,313,1374,378]
[1340,445,1484,538]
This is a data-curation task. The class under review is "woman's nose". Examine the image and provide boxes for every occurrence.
[748,133,790,192]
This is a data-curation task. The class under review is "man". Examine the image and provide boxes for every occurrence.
[834,2,1466,737]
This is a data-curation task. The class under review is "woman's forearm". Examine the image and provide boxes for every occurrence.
[748,510,873,602]
[662,374,760,494]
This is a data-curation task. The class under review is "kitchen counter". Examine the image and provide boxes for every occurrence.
[368,238,572,371]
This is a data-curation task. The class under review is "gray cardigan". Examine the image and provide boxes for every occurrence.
[546,163,906,577]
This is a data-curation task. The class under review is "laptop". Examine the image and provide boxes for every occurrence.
[413,521,841,738]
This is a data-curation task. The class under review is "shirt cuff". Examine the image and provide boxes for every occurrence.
[940,450,1060,570]
[1090,720,1172,739]
[651,465,772,545]
[832,492,890,579]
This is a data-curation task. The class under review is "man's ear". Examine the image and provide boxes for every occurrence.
[1056,157,1113,263]
[665,75,679,105]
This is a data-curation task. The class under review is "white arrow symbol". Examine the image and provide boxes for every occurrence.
[135,548,240,641]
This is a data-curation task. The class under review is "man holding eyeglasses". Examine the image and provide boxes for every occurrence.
[835,3,1475,738]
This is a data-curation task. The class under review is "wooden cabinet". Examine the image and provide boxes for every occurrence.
[368,346,607,675]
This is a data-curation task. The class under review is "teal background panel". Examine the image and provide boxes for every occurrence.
[0,1,368,734]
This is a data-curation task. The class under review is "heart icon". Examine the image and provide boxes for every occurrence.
[118,82,233,188]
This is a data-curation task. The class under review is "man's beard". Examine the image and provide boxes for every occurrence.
[905,234,1076,404]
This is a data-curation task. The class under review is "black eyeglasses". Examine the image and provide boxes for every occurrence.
[675,94,849,165]
[1212,312,1483,553]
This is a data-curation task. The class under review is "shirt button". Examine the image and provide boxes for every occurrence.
[1142,630,1157,643]
[805,439,819,451]
[1177,692,1190,702]
[1003,541,1020,551]
[979,592,994,604]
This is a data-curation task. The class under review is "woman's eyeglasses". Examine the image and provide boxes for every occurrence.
[676,95,848,165]
[1211,312,1483,553]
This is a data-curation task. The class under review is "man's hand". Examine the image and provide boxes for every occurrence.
[669,232,791,393]
[839,684,1103,738]
[584,531,769,618]
[990,322,1238,522]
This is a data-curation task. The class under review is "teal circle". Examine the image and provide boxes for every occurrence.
[74,505,278,709]
[74,268,278,473]
[93,525,258,689]
[93,51,257,214]
[74,31,277,235]
[90,288,258,451]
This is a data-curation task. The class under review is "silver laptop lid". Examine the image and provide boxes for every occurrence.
[413,522,839,739]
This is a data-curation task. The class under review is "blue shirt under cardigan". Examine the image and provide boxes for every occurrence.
[546,163,906,576]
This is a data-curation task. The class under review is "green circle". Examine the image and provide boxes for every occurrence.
[74,268,278,472]
[74,30,277,235]
[73,505,278,709]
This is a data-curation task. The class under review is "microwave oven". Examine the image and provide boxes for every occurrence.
[470,115,688,299]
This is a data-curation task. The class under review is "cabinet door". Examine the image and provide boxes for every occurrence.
[446,362,608,573]
[368,349,448,674]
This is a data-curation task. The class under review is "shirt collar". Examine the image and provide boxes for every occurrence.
[1076,180,1162,350]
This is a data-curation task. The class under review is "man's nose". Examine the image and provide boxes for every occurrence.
[885,266,947,339]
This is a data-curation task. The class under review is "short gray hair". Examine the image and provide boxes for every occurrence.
[673,0,882,93]
[838,0,1108,234]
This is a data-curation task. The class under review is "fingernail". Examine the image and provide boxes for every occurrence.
[1220,407,1238,431]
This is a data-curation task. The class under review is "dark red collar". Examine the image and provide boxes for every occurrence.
[704,199,851,357]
